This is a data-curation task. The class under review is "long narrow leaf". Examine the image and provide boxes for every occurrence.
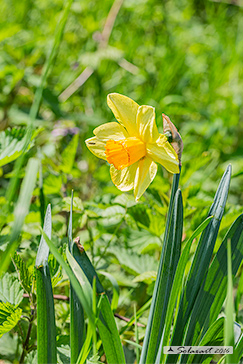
[70,242,126,364]
[35,205,57,364]
[156,216,213,364]
[68,192,85,364]
[187,317,224,364]
[179,214,243,363]
[167,165,231,364]
[225,239,237,364]
[140,186,183,364]
[0,158,39,275]
[41,231,95,327]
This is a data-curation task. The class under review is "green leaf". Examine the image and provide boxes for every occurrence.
[0,302,22,338]
[167,165,232,363]
[41,231,95,326]
[87,353,102,364]
[99,271,119,311]
[35,205,57,364]
[108,247,157,276]
[0,273,24,306]
[60,133,79,174]
[25,350,38,364]
[99,205,126,227]
[133,271,157,284]
[12,252,32,295]
[68,191,85,363]
[225,239,237,364]
[36,204,52,267]
[68,243,125,364]
[140,187,183,364]
[43,174,63,195]
[0,157,39,275]
[97,295,126,364]
[66,247,93,311]
[157,216,213,364]
[187,317,224,364]
[0,128,35,167]
[179,214,243,364]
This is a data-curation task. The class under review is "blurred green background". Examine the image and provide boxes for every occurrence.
[0,0,243,361]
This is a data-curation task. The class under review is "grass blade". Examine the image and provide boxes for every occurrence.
[35,205,57,364]
[0,158,39,275]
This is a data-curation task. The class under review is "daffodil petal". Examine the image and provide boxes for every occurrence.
[146,134,179,174]
[134,157,157,201]
[107,93,139,137]
[110,162,138,191]
[85,136,107,160]
[94,122,129,141]
[136,105,159,143]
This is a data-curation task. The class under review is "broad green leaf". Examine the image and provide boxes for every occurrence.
[12,252,32,295]
[133,271,157,284]
[0,302,22,338]
[108,247,157,276]
[99,205,126,227]
[128,229,161,254]
[43,174,63,195]
[25,350,37,364]
[0,273,24,306]
[0,128,35,167]
[60,133,79,174]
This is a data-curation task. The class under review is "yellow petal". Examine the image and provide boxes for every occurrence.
[146,134,179,174]
[136,105,159,143]
[134,157,157,201]
[94,121,129,141]
[110,162,138,191]
[85,136,107,160]
[107,93,139,137]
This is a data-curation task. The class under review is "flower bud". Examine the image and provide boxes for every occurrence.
[162,114,183,166]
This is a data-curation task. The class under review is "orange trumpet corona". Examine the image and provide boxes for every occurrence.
[105,137,146,170]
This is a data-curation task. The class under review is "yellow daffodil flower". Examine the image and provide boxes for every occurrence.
[85,93,180,201]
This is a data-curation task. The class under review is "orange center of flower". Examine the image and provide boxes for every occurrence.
[105,137,146,170]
